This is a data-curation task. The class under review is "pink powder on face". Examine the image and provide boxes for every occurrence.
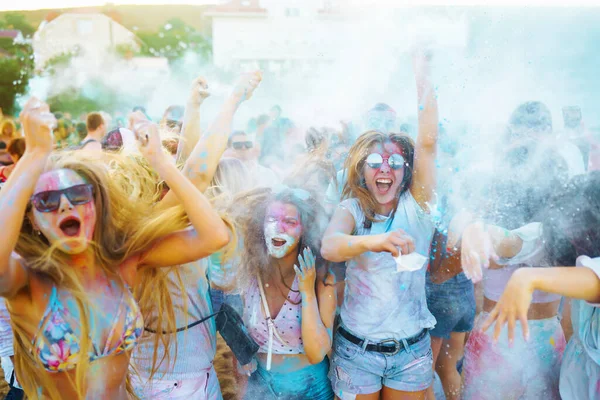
[32,169,97,254]
[263,201,303,258]
[265,201,303,238]
[363,142,406,210]
[34,169,83,193]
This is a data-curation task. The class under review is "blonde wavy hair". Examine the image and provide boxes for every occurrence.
[11,150,192,399]
[342,130,415,224]
[131,153,237,383]
[0,119,17,138]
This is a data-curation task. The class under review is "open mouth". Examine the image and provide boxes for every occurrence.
[375,178,393,193]
[271,238,287,247]
[59,217,81,237]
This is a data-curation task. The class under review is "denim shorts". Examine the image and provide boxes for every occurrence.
[426,272,475,339]
[329,326,433,399]
[245,357,334,400]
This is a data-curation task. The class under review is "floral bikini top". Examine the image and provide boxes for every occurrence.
[32,285,144,373]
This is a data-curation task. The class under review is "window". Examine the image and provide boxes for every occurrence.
[285,8,300,17]
[76,19,93,36]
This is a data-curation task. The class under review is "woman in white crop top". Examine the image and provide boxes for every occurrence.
[465,172,600,400]
[232,185,336,400]
[436,101,577,400]
[458,221,565,400]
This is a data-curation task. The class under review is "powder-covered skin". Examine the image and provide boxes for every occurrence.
[263,201,302,259]
[263,224,297,259]
[32,169,96,254]
[462,312,564,400]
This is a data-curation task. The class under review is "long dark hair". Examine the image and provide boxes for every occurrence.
[541,171,600,266]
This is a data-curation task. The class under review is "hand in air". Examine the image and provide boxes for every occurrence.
[294,247,317,295]
[481,268,534,344]
[411,44,433,76]
[232,71,262,102]
[130,115,164,165]
[189,76,210,106]
[461,221,498,283]
[368,229,416,258]
[19,97,56,155]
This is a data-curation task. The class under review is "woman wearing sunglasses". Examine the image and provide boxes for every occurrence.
[321,49,439,400]
[0,97,230,400]
[231,185,336,400]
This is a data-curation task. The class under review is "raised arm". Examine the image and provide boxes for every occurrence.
[176,77,210,164]
[0,98,56,297]
[321,204,415,262]
[159,72,262,210]
[409,49,439,210]
[130,121,230,269]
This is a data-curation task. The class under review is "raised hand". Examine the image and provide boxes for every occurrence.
[411,45,433,77]
[232,71,262,102]
[19,97,56,155]
[367,229,416,258]
[188,76,210,106]
[294,247,317,295]
[461,221,499,283]
[131,118,164,166]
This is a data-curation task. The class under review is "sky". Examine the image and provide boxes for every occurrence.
[1,0,600,12]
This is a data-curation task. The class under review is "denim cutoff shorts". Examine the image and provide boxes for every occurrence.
[245,357,334,400]
[426,271,475,339]
[329,325,433,399]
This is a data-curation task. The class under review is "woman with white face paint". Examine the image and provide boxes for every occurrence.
[231,186,336,400]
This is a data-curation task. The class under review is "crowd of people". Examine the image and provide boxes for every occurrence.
[0,48,599,400]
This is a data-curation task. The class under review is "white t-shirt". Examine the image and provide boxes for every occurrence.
[339,193,436,340]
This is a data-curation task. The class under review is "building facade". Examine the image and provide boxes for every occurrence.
[32,12,141,70]
[206,0,346,74]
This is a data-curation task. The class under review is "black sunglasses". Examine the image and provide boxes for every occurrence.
[102,128,124,151]
[31,184,94,213]
[166,119,183,129]
[232,141,253,150]
[365,153,406,170]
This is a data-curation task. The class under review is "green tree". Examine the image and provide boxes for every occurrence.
[137,17,211,62]
[0,13,34,115]
[0,12,36,38]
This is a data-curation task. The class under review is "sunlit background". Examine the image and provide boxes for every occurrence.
[1,0,600,132]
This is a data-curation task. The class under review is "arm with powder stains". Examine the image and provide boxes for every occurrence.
[295,248,336,364]
[175,76,210,164]
[159,72,262,209]
[409,48,439,210]
[321,206,415,262]
[0,98,55,297]
[130,122,230,268]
